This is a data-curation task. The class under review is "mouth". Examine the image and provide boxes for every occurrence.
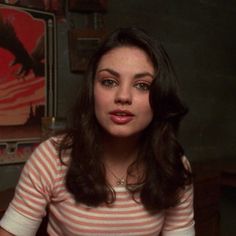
[109,110,134,124]
[109,110,134,116]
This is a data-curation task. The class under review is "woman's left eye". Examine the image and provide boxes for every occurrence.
[134,82,151,91]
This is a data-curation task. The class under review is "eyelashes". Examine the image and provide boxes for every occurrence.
[134,82,151,91]
[100,79,118,88]
[99,78,151,92]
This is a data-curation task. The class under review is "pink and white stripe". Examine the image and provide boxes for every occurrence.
[8,138,194,235]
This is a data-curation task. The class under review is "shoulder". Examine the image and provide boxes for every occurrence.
[25,136,70,174]
[32,137,59,164]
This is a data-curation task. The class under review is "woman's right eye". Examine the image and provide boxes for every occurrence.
[101,79,117,88]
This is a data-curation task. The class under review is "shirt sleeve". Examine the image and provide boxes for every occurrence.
[0,206,42,236]
[0,138,60,235]
[161,156,195,236]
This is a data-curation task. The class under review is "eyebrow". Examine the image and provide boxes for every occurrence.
[97,68,154,79]
[97,68,119,77]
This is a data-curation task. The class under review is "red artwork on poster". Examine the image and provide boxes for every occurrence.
[0,0,65,17]
[0,4,56,142]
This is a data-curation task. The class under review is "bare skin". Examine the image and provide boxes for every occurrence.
[0,227,14,236]
[101,134,140,186]
[94,46,154,186]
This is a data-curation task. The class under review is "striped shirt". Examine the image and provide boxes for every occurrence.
[0,138,195,236]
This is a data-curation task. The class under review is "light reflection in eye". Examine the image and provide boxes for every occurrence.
[101,79,118,88]
[134,82,151,91]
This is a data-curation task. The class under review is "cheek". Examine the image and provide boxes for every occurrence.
[144,109,153,124]
[140,98,153,122]
[137,95,152,113]
[95,93,106,109]
[94,86,102,107]
[94,90,109,118]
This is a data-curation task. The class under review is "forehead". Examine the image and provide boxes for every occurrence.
[97,46,154,72]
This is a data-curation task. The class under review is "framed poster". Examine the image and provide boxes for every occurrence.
[68,0,107,13]
[0,0,65,18]
[0,3,57,160]
[68,28,106,72]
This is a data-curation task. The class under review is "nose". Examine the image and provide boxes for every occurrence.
[114,85,132,105]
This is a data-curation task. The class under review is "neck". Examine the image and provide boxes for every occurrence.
[100,133,144,187]
[101,134,140,166]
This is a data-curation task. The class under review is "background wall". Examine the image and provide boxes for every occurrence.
[1,0,236,188]
[57,0,236,161]
[103,0,236,162]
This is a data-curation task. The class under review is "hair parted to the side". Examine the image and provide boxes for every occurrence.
[59,27,192,211]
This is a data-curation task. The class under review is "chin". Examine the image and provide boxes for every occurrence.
[105,128,142,139]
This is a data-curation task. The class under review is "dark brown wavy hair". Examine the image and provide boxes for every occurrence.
[59,27,192,211]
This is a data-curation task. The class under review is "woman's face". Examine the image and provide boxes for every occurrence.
[94,46,154,138]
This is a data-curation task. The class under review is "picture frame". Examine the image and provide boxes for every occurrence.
[68,28,106,72]
[0,0,65,16]
[0,0,46,11]
[0,140,39,164]
[68,0,107,13]
[0,4,57,153]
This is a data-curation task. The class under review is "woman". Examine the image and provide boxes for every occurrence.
[0,27,194,235]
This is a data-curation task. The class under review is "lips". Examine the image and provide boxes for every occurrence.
[109,110,134,124]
